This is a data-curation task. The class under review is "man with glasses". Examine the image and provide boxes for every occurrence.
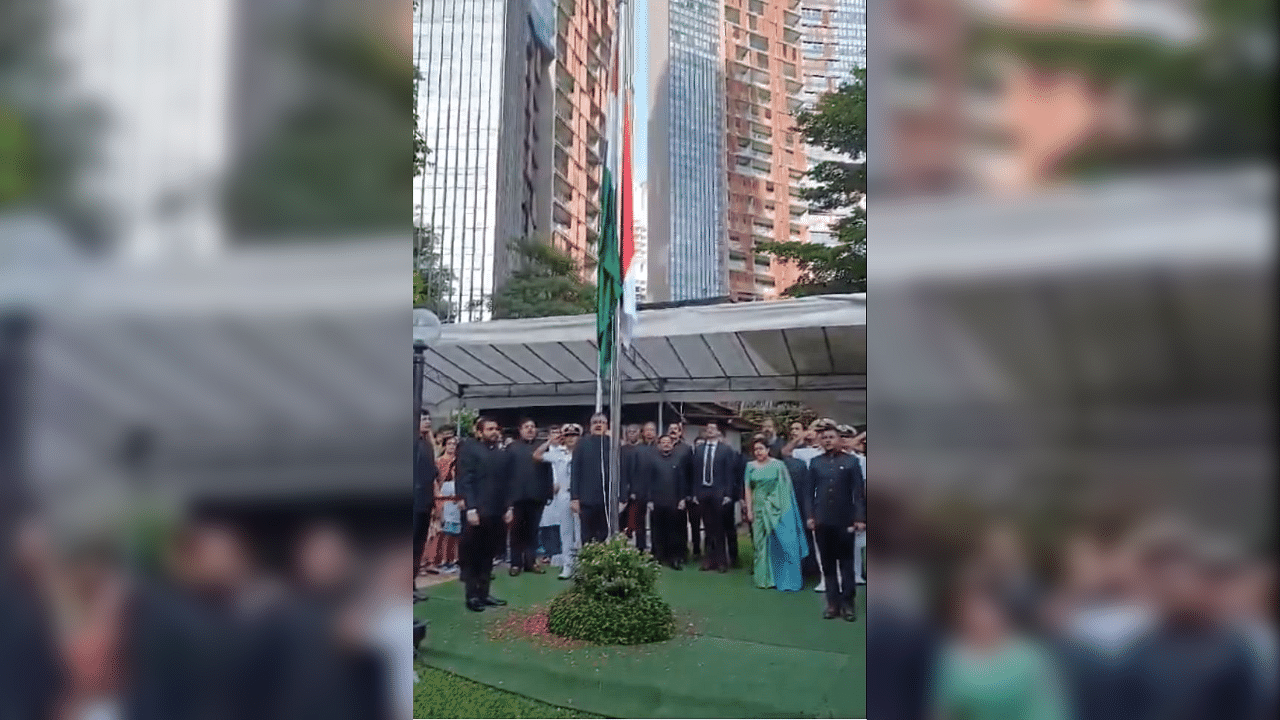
[571,413,620,545]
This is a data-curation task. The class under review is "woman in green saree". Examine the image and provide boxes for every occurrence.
[743,437,810,591]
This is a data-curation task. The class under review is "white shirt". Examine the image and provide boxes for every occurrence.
[850,450,866,480]
[541,445,573,493]
[792,446,823,466]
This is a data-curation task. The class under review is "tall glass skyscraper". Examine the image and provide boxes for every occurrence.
[414,0,508,321]
[647,0,728,302]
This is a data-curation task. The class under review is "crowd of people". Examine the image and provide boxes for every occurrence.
[0,512,411,720]
[867,500,1277,720]
[413,411,867,621]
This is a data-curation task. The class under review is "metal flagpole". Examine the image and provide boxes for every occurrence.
[604,0,629,539]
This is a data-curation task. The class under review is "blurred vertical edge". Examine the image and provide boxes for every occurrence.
[869,1,1274,719]
[3,1,413,718]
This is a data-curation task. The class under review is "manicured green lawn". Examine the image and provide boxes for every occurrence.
[414,533,865,718]
[414,664,605,719]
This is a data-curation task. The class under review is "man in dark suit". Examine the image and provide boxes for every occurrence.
[457,417,514,612]
[412,416,437,597]
[761,417,788,459]
[804,425,866,621]
[507,418,553,576]
[667,421,699,559]
[643,434,692,569]
[571,413,620,544]
[689,422,741,572]
[619,424,645,551]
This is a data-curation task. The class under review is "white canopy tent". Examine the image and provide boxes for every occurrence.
[420,293,866,420]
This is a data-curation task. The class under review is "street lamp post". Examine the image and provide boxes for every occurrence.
[412,309,442,429]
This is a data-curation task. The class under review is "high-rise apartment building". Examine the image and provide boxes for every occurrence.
[415,0,611,321]
[549,0,616,277]
[798,0,865,248]
[647,0,729,302]
[722,0,809,301]
[633,181,650,301]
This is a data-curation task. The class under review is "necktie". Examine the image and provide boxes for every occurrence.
[702,443,713,487]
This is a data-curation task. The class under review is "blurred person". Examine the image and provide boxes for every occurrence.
[866,489,940,720]
[641,421,659,446]
[1120,523,1261,720]
[43,535,131,720]
[743,437,810,591]
[536,424,580,578]
[412,416,438,593]
[1,516,65,720]
[424,435,460,572]
[930,568,1071,720]
[506,419,552,577]
[690,421,741,573]
[779,425,817,581]
[759,417,786,459]
[570,413,618,545]
[1047,526,1156,720]
[619,423,646,551]
[1203,543,1276,720]
[805,425,865,620]
[975,524,1044,631]
[457,417,513,612]
[643,434,693,570]
[844,425,868,585]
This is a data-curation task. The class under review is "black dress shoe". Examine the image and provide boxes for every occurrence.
[509,566,521,577]
[483,596,507,607]
[842,606,858,622]
[466,599,487,612]
[823,605,840,620]
[717,565,728,574]
[413,589,429,603]
[669,561,683,570]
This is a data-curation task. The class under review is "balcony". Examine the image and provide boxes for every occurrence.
[783,10,800,28]
[555,117,574,148]
[784,27,801,44]
[790,202,807,216]
[786,78,804,95]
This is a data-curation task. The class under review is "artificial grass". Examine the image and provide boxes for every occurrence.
[415,535,865,718]
[414,664,604,719]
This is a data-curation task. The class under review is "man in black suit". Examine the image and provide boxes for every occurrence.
[507,418,553,576]
[804,425,866,621]
[644,434,692,569]
[666,421,699,559]
[689,422,741,572]
[571,413,621,544]
[619,424,645,550]
[412,415,437,598]
[457,417,514,612]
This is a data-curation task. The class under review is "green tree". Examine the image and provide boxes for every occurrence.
[758,68,867,296]
[971,0,1273,174]
[227,14,413,237]
[490,238,596,320]
[414,223,456,321]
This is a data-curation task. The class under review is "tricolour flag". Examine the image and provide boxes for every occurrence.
[620,86,637,349]
[595,12,626,409]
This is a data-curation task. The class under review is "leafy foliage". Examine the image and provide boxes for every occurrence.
[490,238,596,320]
[971,0,1273,173]
[758,69,866,297]
[414,223,456,321]
[227,17,412,236]
[737,403,819,445]
[547,535,676,645]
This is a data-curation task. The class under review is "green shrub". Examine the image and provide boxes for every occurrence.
[546,535,676,645]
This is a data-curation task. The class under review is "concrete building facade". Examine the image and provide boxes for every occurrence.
[415,0,611,322]
[722,0,810,301]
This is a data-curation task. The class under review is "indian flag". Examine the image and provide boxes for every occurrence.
[596,1,635,406]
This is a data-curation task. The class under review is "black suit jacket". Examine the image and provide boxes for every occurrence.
[806,451,866,528]
[506,439,553,503]
[458,439,514,517]
[413,436,437,515]
[688,441,741,502]
[645,448,692,508]
[570,434,615,507]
